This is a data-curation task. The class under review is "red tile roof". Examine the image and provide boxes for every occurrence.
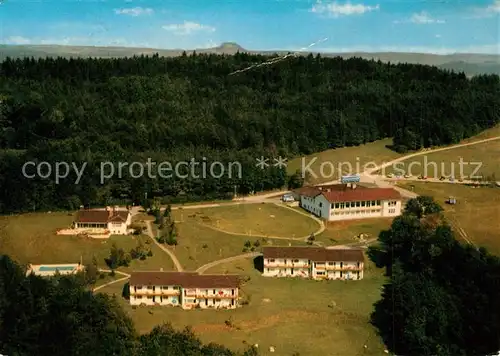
[263,246,364,262]
[75,209,130,223]
[129,271,241,288]
[321,187,401,203]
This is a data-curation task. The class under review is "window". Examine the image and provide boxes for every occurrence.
[294,259,299,263]
[361,201,365,207]
[231,289,235,295]
[335,203,339,209]
[147,296,153,299]
[137,296,143,299]
[377,200,381,205]
[340,202,344,209]
[356,201,360,207]
[319,202,322,208]
[328,262,334,265]
[389,208,396,214]
[147,286,153,290]
[213,299,215,303]
[317,271,325,275]
[136,286,142,290]
[269,259,275,263]
[213,289,216,294]
[205,299,208,306]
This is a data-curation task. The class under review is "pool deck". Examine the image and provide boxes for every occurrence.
[26,263,84,277]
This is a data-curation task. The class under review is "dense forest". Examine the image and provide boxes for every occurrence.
[368,197,500,355]
[0,53,499,213]
[0,255,259,356]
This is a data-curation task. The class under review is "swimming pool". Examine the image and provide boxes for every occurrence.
[38,266,76,272]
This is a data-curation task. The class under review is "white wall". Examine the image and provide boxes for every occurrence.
[381,200,402,217]
[130,285,238,309]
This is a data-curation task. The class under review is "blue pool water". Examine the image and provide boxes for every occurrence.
[39,266,76,272]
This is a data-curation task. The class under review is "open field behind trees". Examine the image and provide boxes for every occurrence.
[287,138,401,184]
[0,212,175,271]
[98,257,387,356]
[398,182,500,254]
[381,137,500,179]
[175,203,320,238]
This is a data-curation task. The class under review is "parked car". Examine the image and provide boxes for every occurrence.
[387,173,394,178]
[404,174,411,178]
[439,176,445,181]
[449,177,455,182]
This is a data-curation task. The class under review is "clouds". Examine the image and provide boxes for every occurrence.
[394,11,445,24]
[310,1,379,17]
[4,36,31,45]
[114,7,153,16]
[468,0,500,18]
[162,21,216,35]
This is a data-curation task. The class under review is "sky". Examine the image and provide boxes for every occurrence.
[0,0,499,54]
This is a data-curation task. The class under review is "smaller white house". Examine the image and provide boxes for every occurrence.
[72,206,132,236]
[262,246,364,280]
[295,184,402,221]
[129,271,240,310]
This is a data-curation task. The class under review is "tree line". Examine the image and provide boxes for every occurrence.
[0,53,498,213]
[0,255,259,356]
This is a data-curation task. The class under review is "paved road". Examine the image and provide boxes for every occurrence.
[93,269,130,292]
[196,252,262,274]
[145,220,183,272]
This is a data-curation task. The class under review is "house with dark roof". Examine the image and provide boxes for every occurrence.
[262,246,364,280]
[294,183,402,221]
[73,206,132,235]
[128,271,241,309]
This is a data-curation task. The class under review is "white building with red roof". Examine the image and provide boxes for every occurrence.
[72,206,132,236]
[294,183,402,221]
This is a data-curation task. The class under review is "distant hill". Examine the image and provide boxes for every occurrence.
[0,42,499,76]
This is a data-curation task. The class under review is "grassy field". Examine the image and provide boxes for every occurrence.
[99,257,387,356]
[398,181,500,255]
[174,203,320,238]
[382,139,500,179]
[163,217,310,271]
[0,212,175,272]
[316,219,394,246]
[288,138,401,184]
[288,125,500,185]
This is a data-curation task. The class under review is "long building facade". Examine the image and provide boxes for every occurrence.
[295,183,402,221]
[128,271,240,310]
[262,246,364,280]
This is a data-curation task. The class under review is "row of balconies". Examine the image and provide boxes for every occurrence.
[264,263,310,268]
[315,267,362,271]
[131,292,237,299]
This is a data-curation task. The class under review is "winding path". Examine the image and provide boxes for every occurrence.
[93,269,130,292]
[145,221,184,272]
[196,252,261,274]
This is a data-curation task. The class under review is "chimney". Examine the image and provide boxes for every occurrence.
[352,183,357,190]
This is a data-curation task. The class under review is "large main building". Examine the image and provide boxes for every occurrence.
[294,183,402,221]
[262,246,364,280]
[128,271,240,310]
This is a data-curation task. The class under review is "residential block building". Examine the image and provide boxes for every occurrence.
[295,183,402,221]
[128,271,240,310]
[73,206,132,235]
[262,246,364,280]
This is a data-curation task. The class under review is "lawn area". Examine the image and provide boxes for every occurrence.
[316,218,394,246]
[163,219,309,271]
[0,212,175,272]
[382,139,500,179]
[98,257,387,356]
[398,181,500,255]
[287,138,401,184]
[174,203,320,238]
